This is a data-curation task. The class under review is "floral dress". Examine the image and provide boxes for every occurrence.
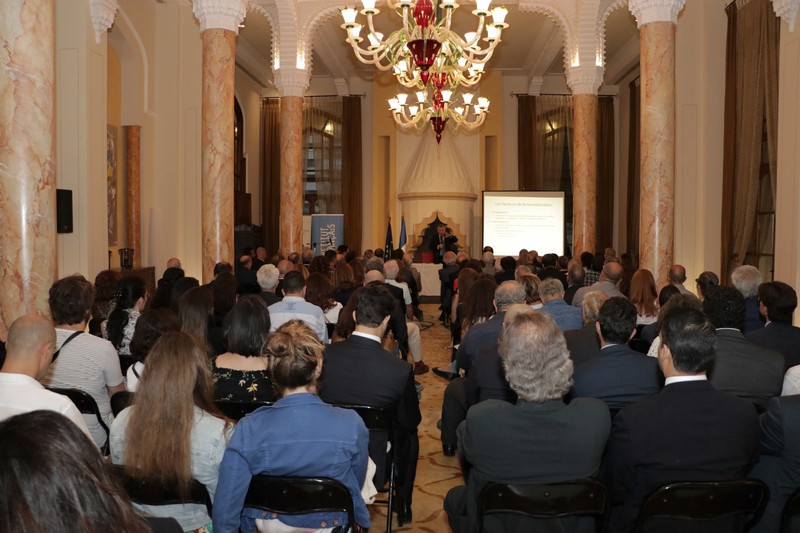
[211,357,275,402]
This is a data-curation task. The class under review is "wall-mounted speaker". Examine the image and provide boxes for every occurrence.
[56,189,73,234]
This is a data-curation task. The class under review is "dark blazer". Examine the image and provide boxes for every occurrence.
[606,380,760,532]
[445,398,611,533]
[382,283,410,357]
[494,270,515,284]
[708,328,784,410]
[319,334,421,501]
[571,344,662,408]
[456,312,506,372]
[465,344,516,407]
[564,283,581,306]
[746,321,800,371]
[750,395,800,533]
[258,290,280,307]
[539,266,567,290]
[743,296,766,334]
[564,322,601,368]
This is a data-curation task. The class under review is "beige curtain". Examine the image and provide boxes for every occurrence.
[342,96,363,253]
[722,0,779,279]
[303,97,342,215]
[260,98,281,253]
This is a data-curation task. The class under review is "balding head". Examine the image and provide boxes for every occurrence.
[601,261,624,284]
[277,259,294,276]
[364,270,386,285]
[669,264,687,284]
[495,281,527,311]
[166,257,182,269]
[504,303,535,324]
[3,314,56,380]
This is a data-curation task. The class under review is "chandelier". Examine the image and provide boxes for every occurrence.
[340,0,509,91]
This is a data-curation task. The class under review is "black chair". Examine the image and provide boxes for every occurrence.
[633,480,769,532]
[214,400,272,421]
[108,464,213,519]
[477,479,610,533]
[780,487,800,532]
[111,391,135,416]
[334,404,397,531]
[48,387,110,453]
[245,475,355,530]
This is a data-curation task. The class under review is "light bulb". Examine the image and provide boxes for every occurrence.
[361,0,376,10]
[341,7,358,25]
[491,6,508,26]
[441,90,452,102]
[463,93,474,104]
[486,26,501,41]
[478,97,489,109]
[409,105,420,116]
[476,0,491,13]
[388,98,399,111]
[416,90,427,103]
[367,32,383,48]
[397,93,409,105]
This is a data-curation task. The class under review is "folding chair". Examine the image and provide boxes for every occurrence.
[48,387,110,454]
[108,464,213,519]
[214,399,272,421]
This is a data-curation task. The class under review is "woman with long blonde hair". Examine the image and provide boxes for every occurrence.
[110,331,233,533]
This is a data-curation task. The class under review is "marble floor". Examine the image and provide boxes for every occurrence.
[367,303,462,532]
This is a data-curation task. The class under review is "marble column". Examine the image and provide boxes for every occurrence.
[125,125,141,267]
[630,0,685,287]
[192,0,247,283]
[0,0,57,322]
[280,96,304,254]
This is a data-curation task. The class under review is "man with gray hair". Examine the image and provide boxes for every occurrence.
[564,291,609,367]
[481,251,496,276]
[539,277,583,331]
[256,264,280,306]
[445,312,611,532]
[571,260,626,308]
[731,265,766,333]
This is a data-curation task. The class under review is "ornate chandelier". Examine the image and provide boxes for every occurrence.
[340,0,508,91]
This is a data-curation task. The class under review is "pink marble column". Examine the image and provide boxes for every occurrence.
[125,125,141,268]
[0,0,57,321]
[280,96,304,255]
[639,21,676,287]
[201,29,235,283]
[572,93,598,256]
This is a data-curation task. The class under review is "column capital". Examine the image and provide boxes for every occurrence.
[191,0,248,33]
[90,0,119,44]
[773,0,800,32]
[628,0,686,27]
[566,65,604,95]
[274,68,310,98]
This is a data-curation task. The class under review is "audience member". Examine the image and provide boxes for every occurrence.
[494,255,516,284]
[0,314,91,437]
[179,285,223,355]
[166,257,182,269]
[268,271,327,342]
[571,297,661,408]
[274,259,294,297]
[320,283,421,523]
[445,312,610,533]
[563,291,608,368]
[252,246,267,271]
[539,277,582,330]
[481,251,496,275]
[43,275,125,448]
[564,259,585,305]
[256,263,281,306]
[301,247,314,265]
[629,269,659,326]
[538,253,567,289]
[400,252,423,320]
[746,281,800,370]
[605,307,760,532]
[305,272,343,338]
[214,321,371,533]
[584,254,604,286]
[294,262,310,280]
[449,268,480,345]
[618,253,636,297]
[213,261,233,277]
[641,290,698,348]
[695,270,719,301]
[514,264,533,280]
[168,276,199,315]
[212,295,275,402]
[385,259,414,320]
[104,275,148,371]
[731,265,766,333]
[703,286,783,410]
[517,273,542,308]
[151,266,184,310]
[210,272,238,327]
[439,251,459,325]
[572,260,626,308]
[90,269,121,337]
[331,262,358,307]
[235,255,259,295]
[125,308,180,392]
[308,255,330,277]
[668,264,692,295]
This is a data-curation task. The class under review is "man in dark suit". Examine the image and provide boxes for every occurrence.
[564,259,585,305]
[746,281,800,371]
[493,255,516,285]
[703,286,784,410]
[320,283,421,523]
[606,308,760,532]
[571,297,661,408]
[538,253,567,290]
[731,265,766,334]
[564,291,609,367]
[445,311,611,533]
[429,224,458,264]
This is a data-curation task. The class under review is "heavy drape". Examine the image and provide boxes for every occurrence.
[342,96,363,253]
[596,96,615,253]
[260,98,281,252]
[626,79,641,263]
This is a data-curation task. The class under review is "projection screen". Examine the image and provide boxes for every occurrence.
[482,191,565,257]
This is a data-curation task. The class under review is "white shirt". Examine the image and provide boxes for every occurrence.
[664,375,707,386]
[386,279,412,306]
[0,372,93,439]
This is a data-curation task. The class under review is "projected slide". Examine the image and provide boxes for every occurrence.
[483,191,565,257]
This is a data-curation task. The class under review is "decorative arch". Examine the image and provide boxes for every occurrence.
[599,0,631,65]
[517,1,574,72]
[248,3,279,71]
[108,5,151,118]
[298,4,346,77]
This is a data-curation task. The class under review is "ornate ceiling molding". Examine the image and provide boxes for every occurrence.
[628,0,686,27]
[273,67,311,97]
[90,0,119,44]
[191,0,248,33]
[566,64,604,94]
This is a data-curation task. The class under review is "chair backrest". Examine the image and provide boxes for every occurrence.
[111,391,135,416]
[781,488,800,533]
[245,475,354,529]
[48,387,110,440]
[108,464,213,518]
[634,480,769,532]
[332,403,395,475]
[477,479,610,533]
[213,400,272,421]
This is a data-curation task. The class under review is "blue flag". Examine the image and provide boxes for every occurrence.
[384,218,393,258]
[399,215,407,251]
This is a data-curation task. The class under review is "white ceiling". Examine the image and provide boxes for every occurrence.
[237,4,638,89]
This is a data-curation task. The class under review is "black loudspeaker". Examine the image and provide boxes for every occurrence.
[56,189,73,234]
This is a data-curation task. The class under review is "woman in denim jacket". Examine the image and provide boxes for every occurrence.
[111,331,233,532]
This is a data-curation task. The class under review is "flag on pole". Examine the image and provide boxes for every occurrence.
[399,214,407,252]
[384,218,393,258]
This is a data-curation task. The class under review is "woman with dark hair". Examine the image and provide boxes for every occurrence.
[126,308,180,392]
[105,275,148,371]
[349,258,366,287]
[461,277,498,337]
[90,269,122,337]
[305,272,343,336]
[0,410,175,533]
[213,320,370,532]
[629,269,659,325]
[211,295,275,402]
[111,332,233,532]
[169,277,200,315]
[331,262,357,306]
[696,270,720,301]
[450,268,480,345]
[211,272,238,327]
[180,286,224,355]
[150,267,185,310]
[308,255,330,277]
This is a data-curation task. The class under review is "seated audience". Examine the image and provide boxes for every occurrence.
[125,308,180,392]
[583,253,602,286]
[151,266,185,310]
[572,260,626,308]
[0,314,91,437]
[517,273,542,308]
[211,272,238,328]
[643,292,703,357]
[606,308,760,532]
[256,264,281,306]
[168,277,200,315]
[235,254,260,295]
[104,275,148,371]
[439,252,459,324]
[563,291,609,368]
[746,281,800,370]
[449,268,480,345]
[538,277,583,330]
[213,321,370,533]
[331,262,358,307]
[703,286,784,410]
[180,286,223,355]
[43,275,125,448]
[481,251,496,276]
[305,272,343,339]
[731,265,766,333]
[572,297,661,408]
[444,311,611,533]
[90,269,121,337]
[111,331,233,532]
[320,283,421,523]
[538,252,567,289]
[268,271,327,343]
[212,295,275,402]
[629,269,659,326]
[695,270,719,301]
[668,264,693,295]
[564,259,585,305]
[494,255,516,284]
[0,410,178,532]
